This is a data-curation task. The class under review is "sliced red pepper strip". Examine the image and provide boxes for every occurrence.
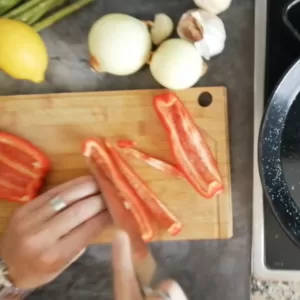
[0,132,50,203]
[117,141,183,178]
[85,156,148,259]
[153,93,223,198]
[107,141,182,236]
[82,138,154,242]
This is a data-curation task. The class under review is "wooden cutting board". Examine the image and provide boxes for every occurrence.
[0,87,232,241]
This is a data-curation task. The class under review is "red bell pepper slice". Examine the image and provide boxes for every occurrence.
[82,138,154,242]
[153,93,223,198]
[108,141,182,236]
[117,140,183,178]
[0,132,50,203]
[85,155,148,259]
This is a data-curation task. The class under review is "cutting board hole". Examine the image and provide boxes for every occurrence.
[198,92,213,107]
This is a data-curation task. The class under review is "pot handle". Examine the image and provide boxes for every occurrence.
[283,0,300,42]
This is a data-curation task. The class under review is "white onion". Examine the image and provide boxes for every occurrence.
[88,13,152,76]
[150,13,174,45]
[177,9,226,60]
[150,39,204,90]
[193,0,232,14]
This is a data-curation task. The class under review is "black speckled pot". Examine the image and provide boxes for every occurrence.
[260,0,300,248]
[259,57,300,247]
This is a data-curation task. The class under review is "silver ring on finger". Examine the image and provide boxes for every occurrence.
[50,196,67,212]
[143,287,171,300]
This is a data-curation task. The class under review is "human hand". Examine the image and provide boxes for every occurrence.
[113,231,188,300]
[0,176,111,290]
[87,157,188,300]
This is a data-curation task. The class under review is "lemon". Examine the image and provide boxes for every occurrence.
[0,19,48,83]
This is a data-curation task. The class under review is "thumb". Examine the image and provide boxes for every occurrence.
[112,230,143,300]
[146,280,188,300]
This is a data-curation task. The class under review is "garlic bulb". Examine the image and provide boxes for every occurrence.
[150,13,174,45]
[177,9,226,60]
[150,38,205,90]
[194,0,232,14]
[88,13,152,76]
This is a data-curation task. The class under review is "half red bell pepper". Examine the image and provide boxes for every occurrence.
[153,93,223,198]
[109,141,182,235]
[0,132,50,203]
[82,138,154,242]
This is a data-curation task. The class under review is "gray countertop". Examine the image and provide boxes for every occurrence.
[0,0,254,299]
[251,278,300,300]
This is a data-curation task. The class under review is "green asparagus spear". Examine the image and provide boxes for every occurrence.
[13,0,67,25]
[0,0,22,16]
[33,0,95,32]
[3,0,43,18]
[28,0,66,25]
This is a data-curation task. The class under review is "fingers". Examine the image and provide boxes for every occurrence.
[35,213,110,277]
[35,176,99,215]
[113,231,143,300]
[18,176,98,218]
[22,177,102,228]
[45,195,106,239]
[146,280,188,300]
[54,212,111,263]
[1,175,112,290]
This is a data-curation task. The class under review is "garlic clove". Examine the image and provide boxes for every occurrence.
[193,0,232,15]
[177,9,226,60]
[150,13,174,45]
[177,12,203,42]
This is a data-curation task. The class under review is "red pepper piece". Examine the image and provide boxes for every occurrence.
[107,141,182,236]
[0,132,50,203]
[85,155,148,259]
[82,138,154,242]
[153,93,223,198]
[117,141,183,178]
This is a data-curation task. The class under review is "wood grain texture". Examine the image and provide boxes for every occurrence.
[0,87,232,241]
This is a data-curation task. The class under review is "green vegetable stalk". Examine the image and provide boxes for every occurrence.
[0,0,22,16]
[33,0,95,31]
[13,0,67,25]
[3,0,43,18]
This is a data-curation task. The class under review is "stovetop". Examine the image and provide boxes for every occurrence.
[253,0,300,279]
[263,0,300,270]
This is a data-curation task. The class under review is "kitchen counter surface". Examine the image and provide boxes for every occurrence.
[0,0,254,299]
[251,278,300,300]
